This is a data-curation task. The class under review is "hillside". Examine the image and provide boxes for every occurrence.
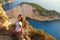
[20,2,48,12]
[6,2,60,21]
[20,2,60,21]
[0,20,56,40]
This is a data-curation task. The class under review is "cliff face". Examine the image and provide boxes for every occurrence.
[6,3,33,19]
[6,2,60,21]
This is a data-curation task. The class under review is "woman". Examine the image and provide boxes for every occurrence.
[9,15,25,40]
[15,15,25,40]
[9,15,30,40]
[15,15,24,33]
[15,15,30,40]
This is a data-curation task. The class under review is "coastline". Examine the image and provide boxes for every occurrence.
[26,17,60,21]
[4,2,60,22]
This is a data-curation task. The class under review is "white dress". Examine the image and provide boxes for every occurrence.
[15,21,22,32]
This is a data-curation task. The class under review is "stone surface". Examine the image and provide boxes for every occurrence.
[0,6,11,30]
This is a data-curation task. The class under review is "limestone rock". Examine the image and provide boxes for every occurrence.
[0,6,11,30]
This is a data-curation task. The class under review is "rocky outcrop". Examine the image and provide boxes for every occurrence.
[0,20,56,40]
[0,6,11,30]
[6,2,60,21]
[6,3,33,20]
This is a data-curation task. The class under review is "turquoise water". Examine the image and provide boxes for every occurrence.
[3,0,22,11]
[26,17,60,40]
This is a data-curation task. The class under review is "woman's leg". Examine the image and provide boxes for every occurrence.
[17,32,25,40]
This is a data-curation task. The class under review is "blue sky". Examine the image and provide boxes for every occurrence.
[14,0,60,12]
